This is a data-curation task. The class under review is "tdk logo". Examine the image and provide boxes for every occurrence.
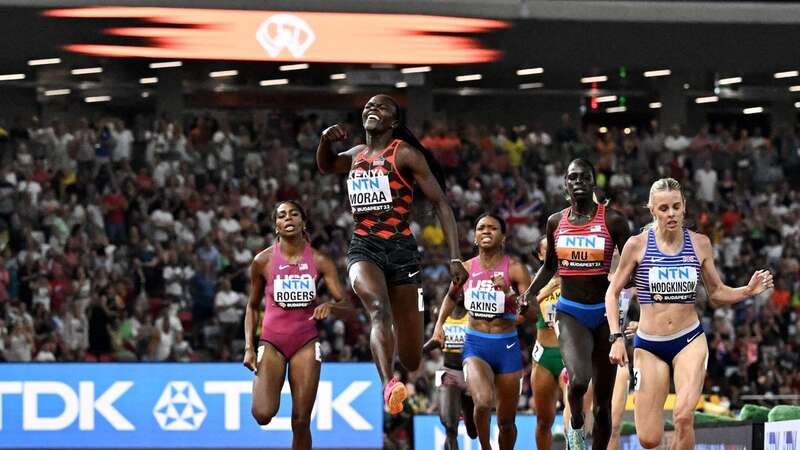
[153,382,207,431]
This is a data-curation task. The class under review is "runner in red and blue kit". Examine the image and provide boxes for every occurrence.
[432,214,531,450]
[521,159,631,450]
[317,94,468,415]
[243,201,348,450]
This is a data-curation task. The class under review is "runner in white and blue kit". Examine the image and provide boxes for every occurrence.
[605,178,773,450]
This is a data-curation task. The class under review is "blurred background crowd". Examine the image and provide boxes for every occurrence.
[0,108,798,446]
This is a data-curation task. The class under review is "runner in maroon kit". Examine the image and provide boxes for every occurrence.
[317,94,468,414]
[243,200,348,450]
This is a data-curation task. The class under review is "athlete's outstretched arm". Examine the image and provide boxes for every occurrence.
[396,143,468,285]
[695,233,774,306]
[310,251,351,320]
[243,251,269,372]
[425,280,464,351]
[521,213,560,307]
[316,124,359,174]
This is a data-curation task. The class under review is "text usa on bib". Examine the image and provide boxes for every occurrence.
[464,278,506,319]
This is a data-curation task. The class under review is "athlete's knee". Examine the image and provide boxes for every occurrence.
[473,398,492,416]
[568,374,591,397]
[497,416,516,434]
[251,404,277,426]
[399,351,421,371]
[367,299,391,324]
[291,413,311,433]
[638,429,664,449]
[672,409,694,432]
[639,435,662,449]
[536,413,554,432]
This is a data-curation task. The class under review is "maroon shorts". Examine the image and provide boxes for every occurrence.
[260,326,319,361]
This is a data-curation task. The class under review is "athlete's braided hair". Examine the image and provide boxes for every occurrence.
[384,96,447,192]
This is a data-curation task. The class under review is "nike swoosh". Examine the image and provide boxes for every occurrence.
[408,270,420,278]
[686,333,702,343]
[506,342,516,349]
[650,257,665,262]
[279,265,290,270]
[472,271,484,276]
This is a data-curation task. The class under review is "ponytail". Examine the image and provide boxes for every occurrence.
[392,124,446,191]
[384,96,446,192]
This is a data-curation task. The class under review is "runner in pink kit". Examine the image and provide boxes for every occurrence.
[243,201,348,450]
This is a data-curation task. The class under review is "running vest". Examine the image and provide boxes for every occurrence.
[554,204,615,276]
[442,314,469,354]
[347,139,414,240]
[264,243,318,310]
[635,229,701,305]
[463,256,516,320]
[536,278,561,330]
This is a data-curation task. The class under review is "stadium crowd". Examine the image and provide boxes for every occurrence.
[0,107,798,447]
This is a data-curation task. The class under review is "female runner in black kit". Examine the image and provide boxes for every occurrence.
[521,159,631,450]
[317,94,468,414]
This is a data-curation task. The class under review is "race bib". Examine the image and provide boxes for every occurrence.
[532,342,544,362]
[273,275,316,308]
[347,170,393,214]
[443,323,466,351]
[464,288,505,319]
[540,301,557,327]
[648,266,698,303]
[556,234,606,270]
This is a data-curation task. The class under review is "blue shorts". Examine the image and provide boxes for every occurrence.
[462,328,522,375]
[634,322,704,366]
[555,296,607,330]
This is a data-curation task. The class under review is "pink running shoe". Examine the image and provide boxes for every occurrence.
[383,377,407,415]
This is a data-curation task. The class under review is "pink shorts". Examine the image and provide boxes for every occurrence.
[260,327,318,361]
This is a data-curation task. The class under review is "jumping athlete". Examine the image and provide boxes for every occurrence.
[317,94,468,414]
[522,159,631,450]
[431,214,531,450]
[243,201,348,450]
[606,178,773,450]
[423,301,477,450]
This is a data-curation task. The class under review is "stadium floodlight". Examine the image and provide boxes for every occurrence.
[516,67,543,76]
[718,77,742,85]
[455,74,482,82]
[279,63,309,71]
[29,58,61,66]
[0,73,25,81]
[401,66,431,74]
[644,69,671,78]
[149,61,182,69]
[581,75,607,83]
[85,95,111,103]
[775,70,799,79]
[259,78,289,86]
[71,67,103,75]
[209,70,238,78]
[596,95,617,103]
[44,88,71,96]
[140,77,158,84]
[649,102,662,109]
[743,106,763,115]
[695,96,719,104]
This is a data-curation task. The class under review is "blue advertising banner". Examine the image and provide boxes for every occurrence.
[0,363,382,448]
[413,414,564,450]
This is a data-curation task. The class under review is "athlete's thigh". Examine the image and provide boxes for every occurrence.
[494,371,522,420]
[253,342,287,413]
[556,312,594,379]
[532,363,559,419]
[287,340,322,417]
[438,385,462,427]
[349,261,391,313]
[632,348,671,439]
[388,283,423,358]
[671,335,708,420]
[464,356,496,408]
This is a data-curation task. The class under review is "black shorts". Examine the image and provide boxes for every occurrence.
[347,234,422,286]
